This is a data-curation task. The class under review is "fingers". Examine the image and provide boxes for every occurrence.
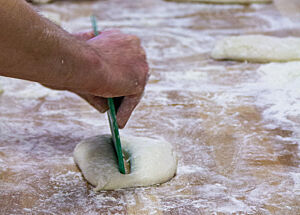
[79,92,142,129]
[98,29,121,37]
[116,93,143,129]
[72,31,96,41]
[77,93,109,113]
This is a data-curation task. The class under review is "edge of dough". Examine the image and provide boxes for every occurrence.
[211,35,300,63]
[74,135,178,191]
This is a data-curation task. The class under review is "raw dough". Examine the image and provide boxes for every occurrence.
[73,135,177,191]
[165,0,272,4]
[211,35,300,63]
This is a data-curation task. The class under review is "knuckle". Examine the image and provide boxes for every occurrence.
[128,35,138,40]
[127,35,141,44]
[102,29,121,36]
[140,48,146,57]
[99,108,107,113]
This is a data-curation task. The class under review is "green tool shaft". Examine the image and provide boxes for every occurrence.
[91,15,126,174]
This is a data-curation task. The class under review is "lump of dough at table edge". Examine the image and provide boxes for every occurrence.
[211,35,300,63]
[73,135,177,191]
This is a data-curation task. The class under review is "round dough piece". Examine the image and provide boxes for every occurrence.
[211,35,300,63]
[73,135,177,191]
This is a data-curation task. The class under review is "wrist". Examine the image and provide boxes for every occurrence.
[59,41,106,95]
[78,46,107,94]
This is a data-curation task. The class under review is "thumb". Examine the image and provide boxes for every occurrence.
[77,93,109,113]
[72,31,98,41]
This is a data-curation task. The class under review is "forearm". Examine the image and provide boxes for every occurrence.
[0,0,148,127]
[0,0,102,93]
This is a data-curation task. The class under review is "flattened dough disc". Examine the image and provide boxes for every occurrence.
[211,35,300,63]
[74,135,177,191]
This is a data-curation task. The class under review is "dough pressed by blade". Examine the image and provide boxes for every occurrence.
[211,35,300,63]
[165,0,272,4]
[73,135,177,191]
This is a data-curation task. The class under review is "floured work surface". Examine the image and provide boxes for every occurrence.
[74,135,177,191]
[1,0,300,214]
[211,35,300,62]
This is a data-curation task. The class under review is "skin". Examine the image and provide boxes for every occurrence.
[0,0,149,128]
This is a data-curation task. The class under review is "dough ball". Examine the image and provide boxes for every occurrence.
[73,135,177,191]
[211,35,300,63]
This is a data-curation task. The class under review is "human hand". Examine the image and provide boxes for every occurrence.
[72,30,149,128]
[0,0,148,128]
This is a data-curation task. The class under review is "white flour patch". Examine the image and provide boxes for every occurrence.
[0,77,61,100]
[256,62,300,128]
[291,172,300,195]
[177,165,206,174]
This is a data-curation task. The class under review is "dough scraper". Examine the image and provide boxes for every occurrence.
[91,15,129,174]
